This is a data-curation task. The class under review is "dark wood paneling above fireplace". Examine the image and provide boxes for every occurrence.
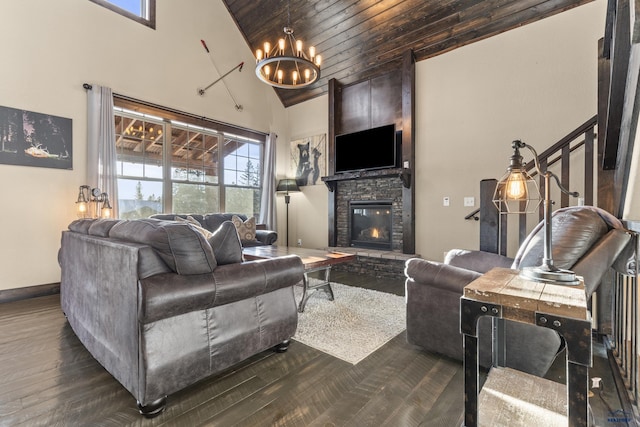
[326,50,416,254]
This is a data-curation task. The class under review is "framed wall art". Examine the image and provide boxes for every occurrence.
[289,133,326,186]
[0,104,72,170]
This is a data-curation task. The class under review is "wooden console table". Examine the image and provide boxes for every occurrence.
[460,267,592,427]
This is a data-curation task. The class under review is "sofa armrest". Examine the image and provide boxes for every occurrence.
[444,249,514,273]
[405,258,482,294]
[255,229,278,245]
[139,255,303,323]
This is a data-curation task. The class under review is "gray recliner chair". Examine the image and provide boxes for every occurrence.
[405,206,635,376]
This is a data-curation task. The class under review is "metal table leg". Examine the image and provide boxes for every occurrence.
[460,297,502,427]
[535,312,592,427]
[298,266,334,312]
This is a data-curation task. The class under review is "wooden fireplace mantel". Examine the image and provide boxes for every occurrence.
[321,168,411,192]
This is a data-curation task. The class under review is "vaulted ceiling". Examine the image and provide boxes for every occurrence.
[223,0,593,107]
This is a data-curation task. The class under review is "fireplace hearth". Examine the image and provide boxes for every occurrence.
[349,201,393,250]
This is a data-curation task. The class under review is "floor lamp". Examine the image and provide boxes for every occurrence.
[276,178,300,246]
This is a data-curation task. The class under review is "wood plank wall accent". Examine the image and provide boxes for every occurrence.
[598,0,640,217]
[326,49,415,254]
[401,50,416,255]
[598,37,616,215]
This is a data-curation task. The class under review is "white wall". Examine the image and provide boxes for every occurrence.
[282,96,329,248]
[285,1,607,260]
[0,0,287,290]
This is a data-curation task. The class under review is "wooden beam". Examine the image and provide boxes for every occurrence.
[598,38,617,214]
[402,49,416,255]
[479,179,503,255]
[603,0,631,170]
[327,78,340,247]
[614,38,640,214]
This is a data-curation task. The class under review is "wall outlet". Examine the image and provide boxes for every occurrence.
[464,197,475,207]
[443,196,450,207]
[297,238,302,246]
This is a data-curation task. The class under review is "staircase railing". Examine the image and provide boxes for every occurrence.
[609,222,639,420]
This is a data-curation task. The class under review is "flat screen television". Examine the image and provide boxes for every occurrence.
[334,124,399,173]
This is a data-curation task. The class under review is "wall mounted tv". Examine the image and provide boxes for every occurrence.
[334,124,399,173]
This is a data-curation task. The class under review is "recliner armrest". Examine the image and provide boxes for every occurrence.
[573,229,633,297]
[405,258,482,294]
[444,249,514,273]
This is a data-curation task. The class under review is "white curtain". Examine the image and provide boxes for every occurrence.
[259,132,277,228]
[87,85,118,217]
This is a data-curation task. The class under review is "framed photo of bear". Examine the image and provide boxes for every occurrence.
[289,133,326,186]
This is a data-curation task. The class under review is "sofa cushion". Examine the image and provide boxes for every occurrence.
[232,215,256,243]
[512,207,609,270]
[150,213,206,225]
[174,215,213,239]
[202,213,243,232]
[208,221,243,265]
[88,218,122,237]
[109,219,217,275]
[68,218,95,234]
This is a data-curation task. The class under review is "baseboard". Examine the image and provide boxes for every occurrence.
[0,283,60,304]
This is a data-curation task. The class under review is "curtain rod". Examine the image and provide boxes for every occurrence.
[81,83,268,138]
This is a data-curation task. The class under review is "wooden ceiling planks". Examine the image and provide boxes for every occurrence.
[222,0,593,107]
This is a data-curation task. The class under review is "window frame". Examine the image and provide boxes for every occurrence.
[113,96,266,219]
[89,0,156,29]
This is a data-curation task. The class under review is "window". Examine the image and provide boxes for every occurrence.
[90,0,156,29]
[114,101,265,220]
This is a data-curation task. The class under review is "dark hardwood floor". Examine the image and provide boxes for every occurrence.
[0,272,626,426]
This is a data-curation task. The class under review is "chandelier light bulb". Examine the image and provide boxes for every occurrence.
[309,46,315,59]
[278,38,285,53]
[293,71,298,85]
[315,55,322,66]
[264,65,271,78]
[256,49,263,62]
[277,69,283,84]
[264,42,271,57]
[296,40,302,55]
[305,69,310,82]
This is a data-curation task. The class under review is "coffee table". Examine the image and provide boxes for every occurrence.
[242,246,356,312]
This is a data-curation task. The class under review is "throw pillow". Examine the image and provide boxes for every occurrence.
[208,221,243,265]
[110,219,217,275]
[175,215,213,240]
[232,215,256,243]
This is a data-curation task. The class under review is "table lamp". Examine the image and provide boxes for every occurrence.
[493,140,580,285]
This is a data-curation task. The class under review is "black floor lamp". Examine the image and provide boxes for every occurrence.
[276,178,300,246]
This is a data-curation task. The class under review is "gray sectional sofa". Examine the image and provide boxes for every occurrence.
[59,217,303,417]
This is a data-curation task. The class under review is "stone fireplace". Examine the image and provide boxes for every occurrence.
[349,201,393,250]
[334,175,404,252]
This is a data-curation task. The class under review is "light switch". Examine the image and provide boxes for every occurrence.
[464,197,475,207]
[443,197,450,207]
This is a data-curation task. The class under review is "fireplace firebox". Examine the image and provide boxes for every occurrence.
[349,200,393,250]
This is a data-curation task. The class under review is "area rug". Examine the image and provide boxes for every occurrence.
[292,281,406,365]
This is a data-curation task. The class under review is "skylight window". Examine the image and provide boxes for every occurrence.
[90,0,156,29]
